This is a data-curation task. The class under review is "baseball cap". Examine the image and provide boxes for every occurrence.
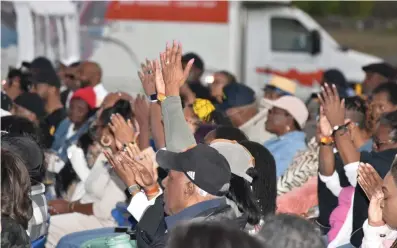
[71,87,97,109]
[182,53,204,72]
[362,63,396,79]
[264,75,297,95]
[210,139,254,183]
[14,92,46,119]
[31,71,61,89]
[218,83,256,111]
[264,95,309,129]
[22,57,53,71]
[156,144,231,195]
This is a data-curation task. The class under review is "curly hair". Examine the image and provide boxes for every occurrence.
[1,148,33,229]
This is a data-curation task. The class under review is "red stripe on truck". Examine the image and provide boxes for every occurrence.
[105,1,228,23]
[256,67,324,86]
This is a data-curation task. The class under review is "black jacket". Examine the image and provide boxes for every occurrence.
[135,196,244,248]
[350,148,397,247]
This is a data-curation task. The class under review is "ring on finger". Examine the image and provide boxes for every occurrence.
[165,61,170,65]
[147,70,153,75]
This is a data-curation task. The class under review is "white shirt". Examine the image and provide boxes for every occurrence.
[0,109,11,117]
[127,190,163,222]
[94,83,108,108]
[362,220,397,248]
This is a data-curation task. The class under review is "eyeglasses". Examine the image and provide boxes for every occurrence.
[373,137,394,149]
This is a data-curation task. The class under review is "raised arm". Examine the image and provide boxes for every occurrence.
[159,41,197,152]
[318,84,360,165]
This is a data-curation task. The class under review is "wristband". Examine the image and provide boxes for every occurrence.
[320,136,334,146]
[157,93,167,102]
[144,184,159,196]
[149,94,158,103]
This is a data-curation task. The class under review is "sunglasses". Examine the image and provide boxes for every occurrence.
[65,74,76,80]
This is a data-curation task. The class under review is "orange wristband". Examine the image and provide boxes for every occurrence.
[144,184,159,196]
[320,136,334,146]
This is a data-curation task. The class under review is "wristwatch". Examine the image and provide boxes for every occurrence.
[332,124,348,136]
[128,184,141,195]
[149,94,158,103]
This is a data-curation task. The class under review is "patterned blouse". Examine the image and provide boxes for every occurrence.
[277,137,319,195]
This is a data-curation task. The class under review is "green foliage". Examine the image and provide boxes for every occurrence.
[294,1,374,17]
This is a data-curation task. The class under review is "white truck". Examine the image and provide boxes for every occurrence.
[2,0,382,99]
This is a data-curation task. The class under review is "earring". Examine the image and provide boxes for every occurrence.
[100,135,112,147]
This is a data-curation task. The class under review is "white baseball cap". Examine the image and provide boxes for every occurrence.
[264,95,309,129]
[210,139,254,183]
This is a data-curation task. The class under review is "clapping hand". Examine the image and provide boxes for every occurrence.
[160,41,194,96]
[357,163,384,200]
[121,152,158,189]
[108,114,137,150]
[104,150,137,187]
[134,94,150,127]
[318,83,345,127]
[368,190,385,227]
[319,106,332,138]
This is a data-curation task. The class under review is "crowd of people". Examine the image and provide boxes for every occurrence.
[1,41,397,248]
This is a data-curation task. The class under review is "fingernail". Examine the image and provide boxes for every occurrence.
[324,83,328,87]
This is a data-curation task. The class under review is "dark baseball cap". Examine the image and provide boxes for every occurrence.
[217,83,256,111]
[14,92,46,119]
[182,53,204,72]
[31,71,61,89]
[22,57,53,71]
[156,144,231,195]
[362,62,396,79]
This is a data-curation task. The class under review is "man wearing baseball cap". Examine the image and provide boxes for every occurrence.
[362,62,396,95]
[263,95,309,177]
[135,144,239,248]
[31,70,67,143]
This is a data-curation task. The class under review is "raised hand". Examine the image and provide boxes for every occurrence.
[319,106,332,137]
[318,83,345,127]
[160,41,194,96]
[357,163,384,200]
[104,150,136,187]
[134,94,150,127]
[108,113,136,149]
[154,59,165,95]
[368,190,385,227]
[138,59,156,96]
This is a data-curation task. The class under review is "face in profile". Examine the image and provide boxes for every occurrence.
[162,170,190,215]
[372,123,394,152]
[265,107,290,134]
[381,172,397,228]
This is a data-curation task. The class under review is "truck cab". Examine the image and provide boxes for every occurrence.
[241,2,382,99]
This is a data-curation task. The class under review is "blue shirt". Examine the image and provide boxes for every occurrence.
[165,198,224,229]
[359,139,373,152]
[264,131,307,177]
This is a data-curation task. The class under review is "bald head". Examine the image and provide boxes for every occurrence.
[79,61,102,87]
